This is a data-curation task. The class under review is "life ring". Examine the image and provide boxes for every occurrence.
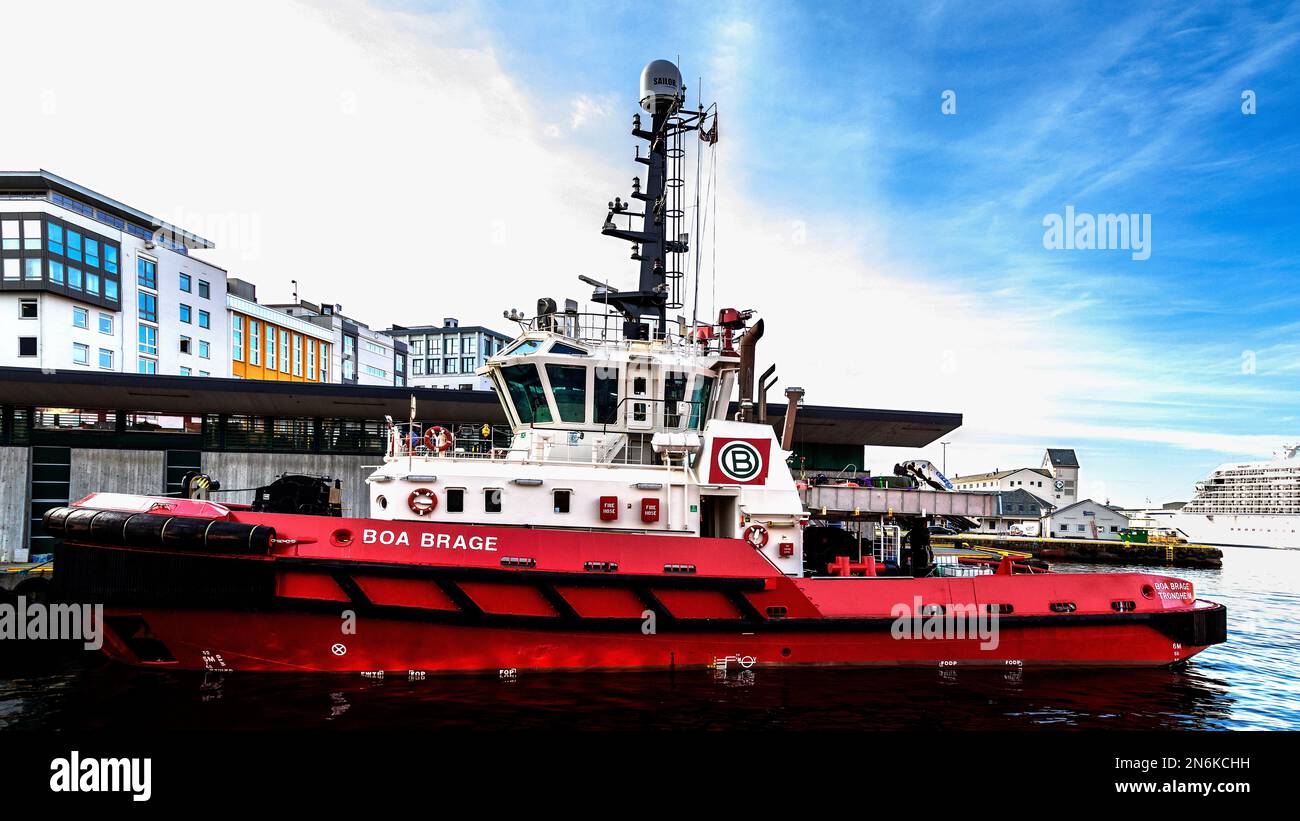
[423,426,454,453]
[408,488,437,516]
[744,524,769,548]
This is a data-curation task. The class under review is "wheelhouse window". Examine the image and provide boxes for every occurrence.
[546,364,586,423]
[553,489,571,514]
[446,488,464,513]
[689,376,715,429]
[594,367,619,424]
[502,363,552,424]
[665,372,687,428]
[484,488,502,513]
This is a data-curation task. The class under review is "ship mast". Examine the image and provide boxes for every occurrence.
[594,59,712,340]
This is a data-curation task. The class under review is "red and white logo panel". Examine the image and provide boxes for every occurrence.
[709,438,771,485]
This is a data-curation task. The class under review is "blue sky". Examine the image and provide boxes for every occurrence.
[6,0,1298,505]
[447,0,1300,503]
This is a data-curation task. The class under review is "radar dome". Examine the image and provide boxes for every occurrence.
[639,59,682,114]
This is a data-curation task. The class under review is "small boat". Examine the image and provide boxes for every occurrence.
[45,60,1225,674]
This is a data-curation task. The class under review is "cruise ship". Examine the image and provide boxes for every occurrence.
[1173,446,1300,549]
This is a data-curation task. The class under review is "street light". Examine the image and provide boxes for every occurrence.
[941,441,951,475]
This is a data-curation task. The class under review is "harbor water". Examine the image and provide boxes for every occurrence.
[2,544,1296,731]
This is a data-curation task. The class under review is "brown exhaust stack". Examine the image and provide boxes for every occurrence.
[737,318,765,421]
[756,364,777,424]
[781,386,805,450]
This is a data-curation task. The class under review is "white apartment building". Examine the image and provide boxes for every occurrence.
[953,448,1081,506]
[1,171,229,378]
[387,318,513,391]
[1043,498,1130,541]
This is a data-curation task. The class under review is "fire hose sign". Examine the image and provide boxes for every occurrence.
[710,438,770,485]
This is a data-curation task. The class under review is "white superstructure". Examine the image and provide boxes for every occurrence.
[1173,445,1300,549]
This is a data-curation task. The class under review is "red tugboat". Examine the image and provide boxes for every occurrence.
[46,60,1224,674]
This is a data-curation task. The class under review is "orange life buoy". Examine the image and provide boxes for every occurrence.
[423,426,454,453]
[408,488,437,516]
[744,524,769,548]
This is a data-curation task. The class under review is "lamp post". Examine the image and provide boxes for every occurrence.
[941,441,951,475]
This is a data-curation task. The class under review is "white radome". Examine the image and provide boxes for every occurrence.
[640,59,682,113]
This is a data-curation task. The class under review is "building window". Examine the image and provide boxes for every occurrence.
[265,327,276,370]
[429,336,441,356]
[463,336,477,355]
[484,488,502,513]
[363,365,387,379]
[98,349,113,369]
[411,338,424,356]
[104,246,118,274]
[137,256,157,289]
[105,279,119,302]
[232,316,244,361]
[138,358,157,374]
[98,313,113,334]
[307,340,316,380]
[249,320,261,365]
[293,336,303,376]
[2,219,19,250]
[281,332,290,373]
[85,269,99,294]
[18,337,37,357]
[447,336,459,356]
[199,340,211,359]
[179,273,191,292]
[553,489,571,514]
[179,336,192,355]
[179,303,192,324]
[364,340,385,356]
[86,238,100,268]
[73,343,89,365]
[49,260,64,284]
[446,488,464,513]
[1077,524,1086,532]
[46,222,64,254]
[138,323,158,356]
[198,279,210,299]
[462,357,474,373]
[138,292,157,322]
[2,259,16,280]
[25,258,42,281]
[429,358,442,374]
[198,310,210,329]
[73,307,89,328]
[342,336,355,380]
[19,299,38,319]
[319,342,328,381]
[412,359,424,375]
[446,358,458,374]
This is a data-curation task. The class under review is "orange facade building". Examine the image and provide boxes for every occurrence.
[228,294,332,383]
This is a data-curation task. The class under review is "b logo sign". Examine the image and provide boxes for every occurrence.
[710,438,771,485]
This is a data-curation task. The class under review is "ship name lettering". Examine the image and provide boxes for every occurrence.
[360,529,498,551]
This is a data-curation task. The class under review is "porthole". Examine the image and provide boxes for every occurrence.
[377,495,388,510]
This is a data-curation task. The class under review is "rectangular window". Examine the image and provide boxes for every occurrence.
[137,256,157,289]
[50,260,64,284]
[47,223,64,255]
[319,343,328,381]
[232,316,244,361]
[104,246,118,274]
[1,220,18,250]
[249,320,260,365]
[689,376,715,429]
[364,340,385,355]
[138,323,158,356]
[198,310,210,329]
[180,366,192,376]
[446,358,458,374]
[73,307,89,328]
[198,279,210,299]
[105,279,118,302]
[199,340,210,359]
[484,488,502,514]
[138,291,157,322]
[85,238,100,268]
[73,343,89,365]
[430,358,442,374]
[307,340,316,379]
[546,364,587,423]
[281,332,290,373]
[18,337,37,357]
[179,336,192,355]
[98,348,113,369]
[24,258,42,281]
[463,336,477,355]
[22,220,41,251]
[85,270,99,294]
[138,358,158,374]
[179,303,192,324]
[665,373,687,428]
[98,313,112,334]
[293,336,302,376]
[179,273,191,292]
[19,299,38,319]
[412,359,424,375]
[446,488,464,513]
[595,368,620,424]
[553,489,571,514]
[363,365,387,379]
[66,230,82,262]
[429,336,441,355]
[2,259,16,281]
[411,338,424,356]
[265,327,276,370]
